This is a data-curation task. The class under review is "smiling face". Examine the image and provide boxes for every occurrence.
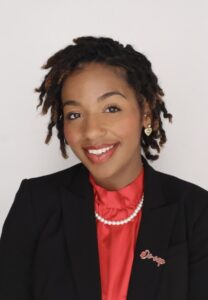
[61,62,148,190]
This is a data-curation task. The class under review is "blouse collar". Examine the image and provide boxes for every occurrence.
[89,167,144,209]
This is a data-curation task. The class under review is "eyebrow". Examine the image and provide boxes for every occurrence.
[62,91,127,107]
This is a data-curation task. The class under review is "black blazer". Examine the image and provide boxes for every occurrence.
[0,159,208,300]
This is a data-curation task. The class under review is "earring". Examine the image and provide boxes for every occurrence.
[144,124,152,136]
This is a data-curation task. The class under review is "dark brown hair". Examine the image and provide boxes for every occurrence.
[35,36,172,160]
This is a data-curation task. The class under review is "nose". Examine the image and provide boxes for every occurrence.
[82,114,106,141]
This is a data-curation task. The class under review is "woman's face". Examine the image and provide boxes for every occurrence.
[61,62,148,189]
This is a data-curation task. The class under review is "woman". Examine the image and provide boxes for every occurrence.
[0,36,208,300]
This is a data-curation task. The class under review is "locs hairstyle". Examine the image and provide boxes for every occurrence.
[35,36,172,160]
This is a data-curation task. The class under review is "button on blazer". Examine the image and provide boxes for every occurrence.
[0,158,208,300]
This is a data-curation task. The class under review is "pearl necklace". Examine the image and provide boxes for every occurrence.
[95,195,144,226]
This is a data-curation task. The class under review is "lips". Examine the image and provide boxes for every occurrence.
[83,143,119,164]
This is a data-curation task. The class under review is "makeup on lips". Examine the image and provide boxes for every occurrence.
[83,143,120,164]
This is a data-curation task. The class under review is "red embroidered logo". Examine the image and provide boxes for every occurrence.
[140,249,166,267]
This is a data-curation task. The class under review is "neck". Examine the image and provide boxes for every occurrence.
[93,156,143,191]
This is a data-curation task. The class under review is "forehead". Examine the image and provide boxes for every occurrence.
[61,62,131,99]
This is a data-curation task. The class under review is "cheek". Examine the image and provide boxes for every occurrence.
[117,112,142,138]
[64,124,80,146]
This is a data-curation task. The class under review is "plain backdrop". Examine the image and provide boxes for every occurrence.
[0,0,208,232]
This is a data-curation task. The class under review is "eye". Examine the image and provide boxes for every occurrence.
[65,112,81,120]
[105,105,121,113]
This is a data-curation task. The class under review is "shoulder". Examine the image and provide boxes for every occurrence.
[20,162,86,208]
[14,163,87,230]
[24,162,84,188]
[143,156,208,218]
[156,167,207,196]
[151,165,208,222]
[156,168,207,198]
[145,159,207,199]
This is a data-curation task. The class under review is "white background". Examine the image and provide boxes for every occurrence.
[0,0,208,232]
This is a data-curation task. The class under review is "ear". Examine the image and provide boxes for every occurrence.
[142,101,152,128]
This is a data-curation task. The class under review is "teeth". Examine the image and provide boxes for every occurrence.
[87,144,115,155]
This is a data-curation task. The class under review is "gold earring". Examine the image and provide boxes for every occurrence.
[144,124,152,136]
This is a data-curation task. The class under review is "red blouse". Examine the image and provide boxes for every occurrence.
[89,168,144,300]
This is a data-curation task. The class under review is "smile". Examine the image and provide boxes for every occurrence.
[84,143,119,164]
[87,144,115,155]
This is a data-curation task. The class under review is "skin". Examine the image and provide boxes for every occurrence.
[61,62,151,190]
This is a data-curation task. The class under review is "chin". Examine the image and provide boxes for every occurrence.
[91,165,119,181]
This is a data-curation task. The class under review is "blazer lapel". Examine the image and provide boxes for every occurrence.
[127,160,178,300]
[61,165,102,299]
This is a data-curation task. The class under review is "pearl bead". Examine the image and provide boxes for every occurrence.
[95,195,144,226]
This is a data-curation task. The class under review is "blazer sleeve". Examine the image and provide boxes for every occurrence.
[0,179,39,300]
[188,187,208,300]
